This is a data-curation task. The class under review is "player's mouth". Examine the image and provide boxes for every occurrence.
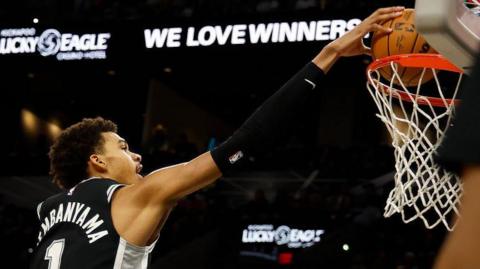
[136,164,143,174]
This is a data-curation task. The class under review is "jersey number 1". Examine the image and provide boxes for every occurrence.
[44,239,65,269]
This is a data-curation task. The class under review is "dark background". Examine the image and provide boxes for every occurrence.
[0,0,451,268]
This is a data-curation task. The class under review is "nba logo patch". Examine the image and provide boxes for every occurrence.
[229,150,244,164]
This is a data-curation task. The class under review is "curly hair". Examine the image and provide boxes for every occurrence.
[49,117,118,189]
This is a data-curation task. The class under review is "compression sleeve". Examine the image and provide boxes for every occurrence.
[435,55,480,174]
[210,61,325,175]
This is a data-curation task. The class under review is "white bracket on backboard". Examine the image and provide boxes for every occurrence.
[415,0,480,73]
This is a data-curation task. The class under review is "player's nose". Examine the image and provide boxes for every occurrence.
[132,152,142,163]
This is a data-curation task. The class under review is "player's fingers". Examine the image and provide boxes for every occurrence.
[371,23,392,34]
[375,11,403,23]
[375,6,405,15]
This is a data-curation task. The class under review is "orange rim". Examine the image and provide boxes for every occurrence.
[366,54,463,107]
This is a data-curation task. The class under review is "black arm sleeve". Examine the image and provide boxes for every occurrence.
[211,62,325,175]
[435,54,480,174]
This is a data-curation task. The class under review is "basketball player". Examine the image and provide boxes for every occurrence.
[30,7,405,269]
[433,55,480,268]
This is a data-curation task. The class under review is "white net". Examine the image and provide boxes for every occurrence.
[366,54,464,230]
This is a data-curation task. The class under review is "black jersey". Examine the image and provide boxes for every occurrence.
[30,177,157,269]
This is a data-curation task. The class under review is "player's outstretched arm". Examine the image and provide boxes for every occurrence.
[130,6,405,204]
[120,5,404,210]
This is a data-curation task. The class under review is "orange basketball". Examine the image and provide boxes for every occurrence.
[371,9,437,87]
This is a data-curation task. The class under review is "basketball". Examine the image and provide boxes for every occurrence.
[371,9,437,87]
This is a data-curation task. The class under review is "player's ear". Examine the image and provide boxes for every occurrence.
[89,154,107,171]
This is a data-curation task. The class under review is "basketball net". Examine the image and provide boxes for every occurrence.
[366,54,464,230]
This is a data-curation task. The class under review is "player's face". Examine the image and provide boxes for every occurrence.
[100,132,143,184]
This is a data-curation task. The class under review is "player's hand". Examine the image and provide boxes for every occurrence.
[329,6,405,57]
[312,6,404,73]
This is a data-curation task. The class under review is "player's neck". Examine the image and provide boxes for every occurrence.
[87,167,114,181]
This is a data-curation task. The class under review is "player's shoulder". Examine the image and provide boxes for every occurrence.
[69,177,124,201]
[37,177,124,217]
[36,191,64,220]
[74,177,121,189]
